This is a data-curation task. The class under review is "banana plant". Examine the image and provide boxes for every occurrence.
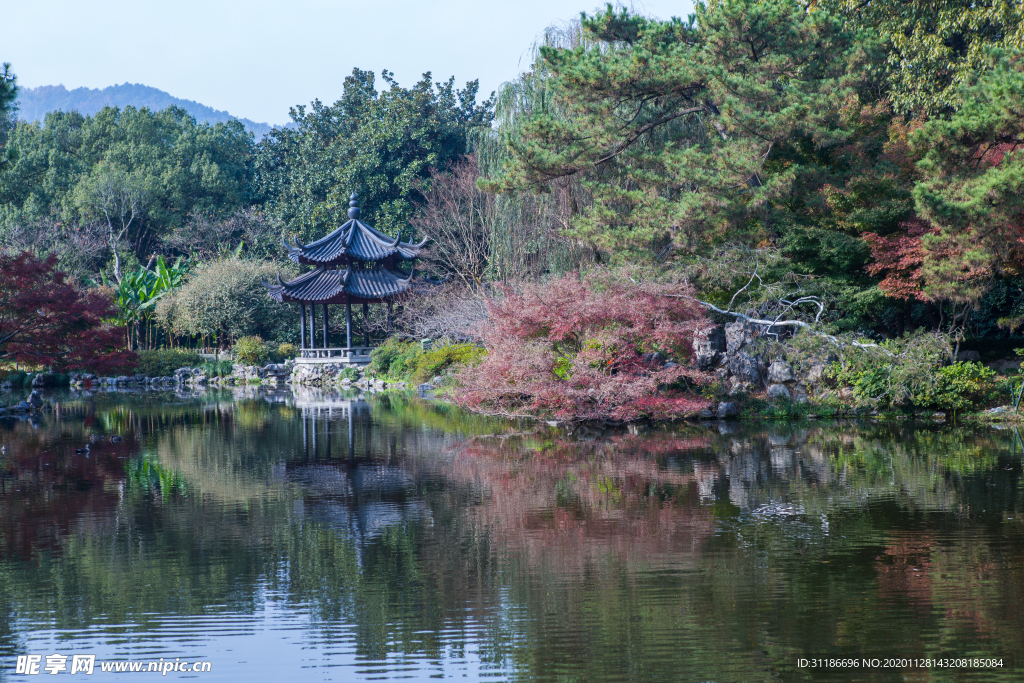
[104,256,189,349]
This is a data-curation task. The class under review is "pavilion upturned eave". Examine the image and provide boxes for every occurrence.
[283,218,427,266]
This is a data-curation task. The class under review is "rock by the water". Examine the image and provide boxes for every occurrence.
[27,391,43,408]
[417,383,434,392]
[725,321,757,354]
[767,383,791,400]
[767,361,794,383]
[717,401,738,419]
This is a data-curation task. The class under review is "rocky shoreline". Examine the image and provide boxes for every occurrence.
[0,361,422,394]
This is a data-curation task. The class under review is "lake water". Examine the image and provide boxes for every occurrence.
[1,387,1022,682]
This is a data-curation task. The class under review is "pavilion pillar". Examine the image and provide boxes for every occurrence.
[299,302,306,349]
[346,300,352,349]
[363,302,370,347]
[322,303,329,349]
[308,301,316,349]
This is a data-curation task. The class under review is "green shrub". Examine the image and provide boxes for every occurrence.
[155,257,298,344]
[366,338,485,383]
[830,331,953,409]
[0,370,28,388]
[136,349,202,377]
[929,362,996,413]
[277,343,298,360]
[339,366,361,382]
[411,343,485,383]
[233,336,269,366]
[366,338,423,379]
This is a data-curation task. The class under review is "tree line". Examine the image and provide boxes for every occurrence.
[1,0,1022,368]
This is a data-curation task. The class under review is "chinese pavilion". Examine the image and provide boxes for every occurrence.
[263,194,425,364]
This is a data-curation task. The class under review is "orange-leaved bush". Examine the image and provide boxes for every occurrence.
[453,273,713,421]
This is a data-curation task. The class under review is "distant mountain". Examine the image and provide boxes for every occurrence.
[16,83,279,137]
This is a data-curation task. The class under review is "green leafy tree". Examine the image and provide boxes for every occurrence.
[821,0,1024,116]
[0,106,253,263]
[254,69,493,242]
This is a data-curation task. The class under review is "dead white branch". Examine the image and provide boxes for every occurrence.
[679,296,893,356]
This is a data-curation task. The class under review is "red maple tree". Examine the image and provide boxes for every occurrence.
[453,273,713,421]
[0,252,134,373]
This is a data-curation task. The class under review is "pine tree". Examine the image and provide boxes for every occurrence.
[484,0,864,259]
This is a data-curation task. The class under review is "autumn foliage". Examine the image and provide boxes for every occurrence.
[0,252,133,373]
[453,273,713,421]
[864,219,992,303]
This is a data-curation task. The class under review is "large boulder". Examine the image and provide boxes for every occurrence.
[991,359,1022,373]
[27,391,44,408]
[767,361,794,383]
[725,321,758,354]
[805,363,827,384]
[956,350,981,362]
[767,383,791,401]
[693,325,727,370]
[726,351,763,384]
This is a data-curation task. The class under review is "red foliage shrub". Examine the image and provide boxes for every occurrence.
[0,252,134,373]
[863,219,933,301]
[452,272,714,421]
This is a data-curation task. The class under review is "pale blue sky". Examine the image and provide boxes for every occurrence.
[7,0,696,125]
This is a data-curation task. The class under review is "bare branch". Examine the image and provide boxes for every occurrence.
[677,295,892,355]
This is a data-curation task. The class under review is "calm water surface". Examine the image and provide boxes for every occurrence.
[1,387,1022,682]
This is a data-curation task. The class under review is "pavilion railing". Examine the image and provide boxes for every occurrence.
[298,347,374,363]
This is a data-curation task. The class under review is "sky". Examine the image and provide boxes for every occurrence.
[7,0,696,126]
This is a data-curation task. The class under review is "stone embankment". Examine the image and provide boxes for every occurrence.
[1,361,412,395]
[289,363,409,391]
[694,321,831,403]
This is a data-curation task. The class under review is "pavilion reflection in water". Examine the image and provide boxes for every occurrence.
[281,389,430,559]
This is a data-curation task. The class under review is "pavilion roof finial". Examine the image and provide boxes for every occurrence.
[348,193,360,220]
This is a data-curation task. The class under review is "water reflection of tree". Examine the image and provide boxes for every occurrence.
[428,423,1024,681]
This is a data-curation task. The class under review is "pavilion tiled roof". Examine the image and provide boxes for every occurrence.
[263,266,414,303]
